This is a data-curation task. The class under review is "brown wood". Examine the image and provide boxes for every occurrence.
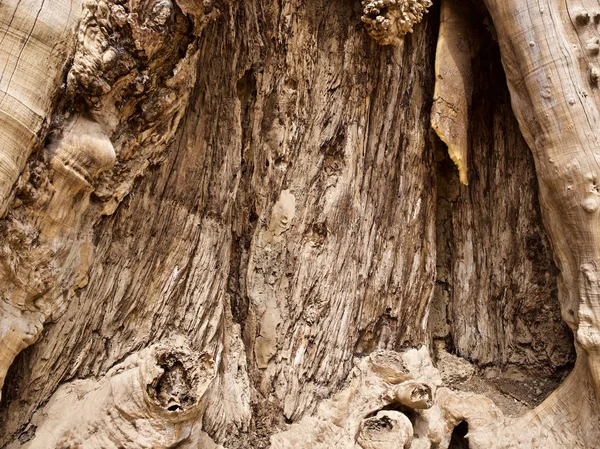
[0,0,594,447]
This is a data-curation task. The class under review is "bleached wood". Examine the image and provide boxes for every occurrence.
[431,0,479,185]
[0,0,594,447]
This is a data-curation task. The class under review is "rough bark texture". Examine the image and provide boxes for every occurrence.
[0,0,596,447]
[1,0,440,446]
[430,9,575,392]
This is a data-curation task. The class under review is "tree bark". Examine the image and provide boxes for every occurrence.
[0,0,595,448]
[431,6,575,384]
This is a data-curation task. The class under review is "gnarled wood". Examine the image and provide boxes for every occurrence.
[1,0,596,448]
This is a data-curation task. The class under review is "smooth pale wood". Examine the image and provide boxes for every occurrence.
[431,0,478,185]
[0,0,81,215]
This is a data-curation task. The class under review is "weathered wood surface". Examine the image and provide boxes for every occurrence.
[0,0,591,447]
[1,1,439,446]
[431,14,575,384]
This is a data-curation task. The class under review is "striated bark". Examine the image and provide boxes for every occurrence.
[0,0,596,448]
[1,1,440,446]
[431,4,575,387]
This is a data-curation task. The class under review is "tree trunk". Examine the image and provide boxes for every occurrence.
[0,0,595,448]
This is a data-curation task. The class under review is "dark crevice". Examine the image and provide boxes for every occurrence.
[354,308,400,357]
[429,133,460,347]
[376,403,418,427]
[229,67,258,327]
[17,424,37,444]
[449,421,469,449]
[149,361,193,412]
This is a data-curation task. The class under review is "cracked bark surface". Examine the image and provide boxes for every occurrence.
[0,0,595,447]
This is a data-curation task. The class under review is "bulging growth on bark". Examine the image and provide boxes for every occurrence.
[0,0,210,402]
[361,0,433,45]
[10,336,216,448]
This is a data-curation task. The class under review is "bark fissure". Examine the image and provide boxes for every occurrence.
[0,0,595,447]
